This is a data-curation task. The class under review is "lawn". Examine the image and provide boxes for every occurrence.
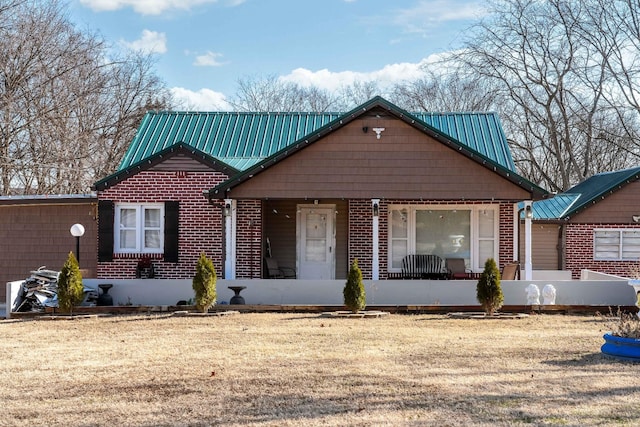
[1,312,639,426]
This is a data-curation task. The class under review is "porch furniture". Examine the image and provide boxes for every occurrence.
[445,258,474,280]
[501,262,521,280]
[401,254,449,279]
[228,286,246,305]
[264,257,296,279]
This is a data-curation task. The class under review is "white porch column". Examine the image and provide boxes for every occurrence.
[524,200,533,281]
[372,199,380,280]
[224,199,236,279]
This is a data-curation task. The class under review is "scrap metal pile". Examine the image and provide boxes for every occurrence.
[12,267,98,312]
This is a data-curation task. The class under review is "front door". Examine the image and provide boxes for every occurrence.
[298,205,335,279]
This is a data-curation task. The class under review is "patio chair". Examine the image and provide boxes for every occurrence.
[501,262,520,280]
[445,258,472,279]
[264,257,296,279]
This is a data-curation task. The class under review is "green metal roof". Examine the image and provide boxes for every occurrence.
[117,102,515,173]
[526,166,640,220]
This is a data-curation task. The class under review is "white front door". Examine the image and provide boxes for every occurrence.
[298,205,335,279]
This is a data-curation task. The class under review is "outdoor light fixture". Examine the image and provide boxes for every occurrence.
[372,199,380,217]
[70,223,85,262]
[372,127,385,139]
[223,201,231,217]
[524,204,533,219]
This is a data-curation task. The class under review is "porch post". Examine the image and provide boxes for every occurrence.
[524,200,533,281]
[224,198,236,279]
[372,199,380,280]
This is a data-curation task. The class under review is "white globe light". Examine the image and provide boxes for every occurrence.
[70,223,85,237]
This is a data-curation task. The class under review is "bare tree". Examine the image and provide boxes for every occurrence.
[229,74,338,112]
[451,0,637,191]
[0,0,171,195]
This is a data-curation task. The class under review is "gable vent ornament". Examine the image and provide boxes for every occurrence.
[372,127,385,139]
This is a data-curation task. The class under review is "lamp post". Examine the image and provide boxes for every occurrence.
[70,223,85,263]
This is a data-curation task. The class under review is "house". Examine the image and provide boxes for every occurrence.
[528,167,640,279]
[92,96,548,283]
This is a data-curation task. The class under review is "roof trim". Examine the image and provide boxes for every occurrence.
[207,96,548,200]
[92,142,239,191]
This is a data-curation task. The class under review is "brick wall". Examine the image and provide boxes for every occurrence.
[97,171,227,279]
[235,199,262,278]
[565,223,640,279]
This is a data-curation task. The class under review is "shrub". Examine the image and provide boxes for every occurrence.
[192,252,217,313]
[343,258,366,313]
[476,258,504,315]
[607,308,640,339]
[57,252,84,314]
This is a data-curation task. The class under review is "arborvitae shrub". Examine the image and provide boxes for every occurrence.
[57,252,84,314]
[192,252,217,312]
[476,258,504,315]
[343,258,366,313]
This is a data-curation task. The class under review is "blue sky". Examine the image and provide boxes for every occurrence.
[69,0,487,109]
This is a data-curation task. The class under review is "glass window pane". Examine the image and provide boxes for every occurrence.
[391,240,407,269]
[478,209,494,238]
[306,213,326,238]
[415,210,470,258]
[120,208,136,228]
[145,208,161,228]
[478,240,495,266]
[119,230,136,249]
[305,239,326,262]
[145,230,161,249]
[391,209,408,238]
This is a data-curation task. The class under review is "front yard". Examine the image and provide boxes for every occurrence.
[1,313,638,426]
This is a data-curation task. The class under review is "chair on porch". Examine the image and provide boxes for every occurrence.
[501,261,521,280]
[264,257,296,279]
[445,258,473,279]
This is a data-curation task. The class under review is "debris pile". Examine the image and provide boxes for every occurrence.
[12,267,98,312]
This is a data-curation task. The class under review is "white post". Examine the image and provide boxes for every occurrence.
[224,199,236,279]
[524,200,533,281]
[372,199,380,280]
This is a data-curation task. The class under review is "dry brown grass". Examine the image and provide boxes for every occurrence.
[1,312,639,426]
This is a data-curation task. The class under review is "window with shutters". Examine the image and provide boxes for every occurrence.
[114,204,164,254]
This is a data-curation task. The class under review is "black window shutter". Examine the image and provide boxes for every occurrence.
[164,201,179,262]
[98,200,114,262]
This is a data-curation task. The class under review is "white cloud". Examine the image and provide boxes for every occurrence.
[279,54,447,92]
[395,1,487,35]
[193,51,226,67]
[170,87,231,110]
[80,0,220,15]
[120,30,167,54]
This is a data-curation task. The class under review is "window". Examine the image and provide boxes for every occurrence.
[594,229,640,260]
[114,204,164,254]
[387,205,498,272]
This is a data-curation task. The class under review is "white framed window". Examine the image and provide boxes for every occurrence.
[114,204,164,254]
[594,229,640,260]
[387,205,499,272]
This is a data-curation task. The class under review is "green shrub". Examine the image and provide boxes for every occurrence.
[57,252,84,314]
[343,258,366,313]
[192,252,217,313]
[476,258,504,315]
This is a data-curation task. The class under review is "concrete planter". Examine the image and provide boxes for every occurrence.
[601,333,640,361]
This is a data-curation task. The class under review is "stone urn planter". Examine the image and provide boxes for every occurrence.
[601,333,640,361]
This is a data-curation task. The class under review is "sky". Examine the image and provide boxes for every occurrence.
[68,0,488,110]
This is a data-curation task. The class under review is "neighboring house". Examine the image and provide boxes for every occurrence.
[0,195,97,301]
[92,96,547,282]
[529,167,640,279]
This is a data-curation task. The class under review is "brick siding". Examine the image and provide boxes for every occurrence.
[97,171,227,279]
